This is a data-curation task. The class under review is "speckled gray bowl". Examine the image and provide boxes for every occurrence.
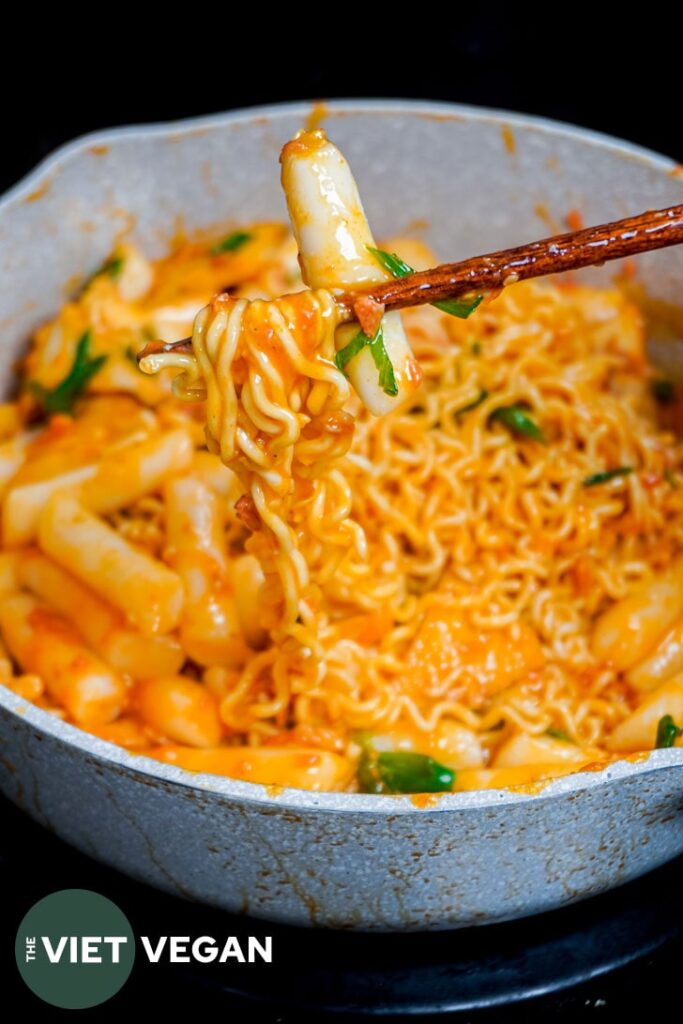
[1,101,682,931]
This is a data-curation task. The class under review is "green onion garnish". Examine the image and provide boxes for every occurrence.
[656,714,683,749]
[30,330,107,415]
[334,332,367,373]
[335,323,397,397]
[583,467,633,488]
[211,231,252,256]
[433,296,485,318]
[358,750,455,794]
[83,254,124,290]
[368,246,483,320]
[490,404,546,442]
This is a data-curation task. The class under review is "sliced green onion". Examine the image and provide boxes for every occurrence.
[335,323,397,397]
[211,231,252,256]
[656,714,683,749]
[367,246,482,320]
[367,247,413,278]
[30,330,107,415]
[357,751,383,794]
[83,254,124,290]
[367,325,397,396]
[433,296,484,318]
[490,404,545,443]
[358,750,455,794]
[583,467,633,488]
[334,331,367,373]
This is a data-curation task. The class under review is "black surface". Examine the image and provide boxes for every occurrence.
[0,17,681,199]
[3,793,682,1021]
[3,13,683,1019]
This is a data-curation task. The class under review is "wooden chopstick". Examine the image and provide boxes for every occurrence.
[137,204,683,360]
[344,203,683,315]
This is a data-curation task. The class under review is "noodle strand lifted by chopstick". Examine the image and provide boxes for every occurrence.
[143,287,362,643]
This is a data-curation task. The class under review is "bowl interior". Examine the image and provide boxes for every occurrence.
[1,100,683,809]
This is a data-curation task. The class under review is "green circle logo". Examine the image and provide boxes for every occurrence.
[15,889,135,1009]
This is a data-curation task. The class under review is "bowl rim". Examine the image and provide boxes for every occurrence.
[1,97,677,211]
[1,97,682,815]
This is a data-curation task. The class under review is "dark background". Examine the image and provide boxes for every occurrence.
[3,13,682,1021]
[0,21,680,196]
